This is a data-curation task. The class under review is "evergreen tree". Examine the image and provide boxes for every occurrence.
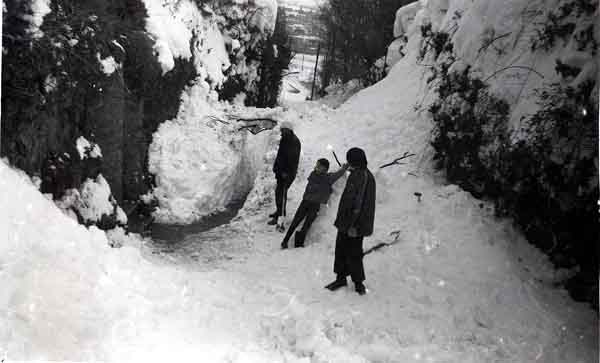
[320,0,416,89]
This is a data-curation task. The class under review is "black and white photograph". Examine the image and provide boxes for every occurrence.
[0,0,598,361]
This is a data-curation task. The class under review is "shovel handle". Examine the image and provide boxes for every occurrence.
[332,151,342,167]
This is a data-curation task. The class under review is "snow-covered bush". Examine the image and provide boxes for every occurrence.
[531,0,597,53]
[424,0,599,307]
[429,65,510,195]
[418,23,454,61]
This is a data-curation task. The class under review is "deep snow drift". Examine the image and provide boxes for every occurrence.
[1,0,598,362]
[147,86,271,224]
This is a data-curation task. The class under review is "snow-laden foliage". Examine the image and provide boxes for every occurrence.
[411,0,598,307]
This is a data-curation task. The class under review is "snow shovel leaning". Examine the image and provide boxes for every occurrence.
[276,186,288,233]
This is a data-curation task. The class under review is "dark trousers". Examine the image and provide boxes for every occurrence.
[282,200,320,245]
[275,177,292,217]
[333,231,365,283]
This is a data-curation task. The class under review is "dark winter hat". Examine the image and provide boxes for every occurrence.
[346,147,367,169]
[317,158,330,170]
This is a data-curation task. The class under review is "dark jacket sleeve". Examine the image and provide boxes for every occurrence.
[287,136,301,177]
[273,139,284,174]
[356,171,376,237]
[326,167,347,185]
[334,169,371,233]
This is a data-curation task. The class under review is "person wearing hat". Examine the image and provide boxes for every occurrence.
[325,147,376,295]
[280,158,349,249]
[268,121,301,225]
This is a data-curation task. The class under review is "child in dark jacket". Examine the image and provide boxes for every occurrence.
[281,158,348,249]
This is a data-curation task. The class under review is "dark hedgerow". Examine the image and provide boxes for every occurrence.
[500,81,598,304]
[430,63,599,308]
[430,65,510,197]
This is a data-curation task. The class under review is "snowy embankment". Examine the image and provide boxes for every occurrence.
[1,0,597,362]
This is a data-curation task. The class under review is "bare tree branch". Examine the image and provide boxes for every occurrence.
[483,65,544,83]
[379,151,416,169]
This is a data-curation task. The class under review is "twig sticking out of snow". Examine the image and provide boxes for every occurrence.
[414,192,422,202]
[363,230,402,256]
[379,151,416,169]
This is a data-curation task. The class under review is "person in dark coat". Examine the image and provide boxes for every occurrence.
[281,158,348,249]
[325,147,376,295]
[268,121,301,225]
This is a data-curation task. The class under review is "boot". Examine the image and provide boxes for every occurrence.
[355,282,366,295]
[294,230,306,248]
[281,238,289,249]
[324,277,347,291]
[267,217,278,225]
[269,211,279,218]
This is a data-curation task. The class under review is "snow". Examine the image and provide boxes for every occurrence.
[147,84,268,224]
[96,53,118,75]
[75,136,102,159]
[24,0,51,39]
[76,174,120,224]
[141,0,194,74]
[111,39,124,53]
[393,0,420,38]
[43,74,57,93]
[193,19,231,90]
[1,0,597,361]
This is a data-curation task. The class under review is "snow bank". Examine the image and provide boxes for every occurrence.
[0,160,324,362]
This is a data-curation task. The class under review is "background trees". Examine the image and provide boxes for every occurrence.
[319,0,416,90]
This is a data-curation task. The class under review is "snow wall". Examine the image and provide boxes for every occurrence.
[143,0,281,224]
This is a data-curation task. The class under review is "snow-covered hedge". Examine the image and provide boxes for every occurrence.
[390,0,598,306]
